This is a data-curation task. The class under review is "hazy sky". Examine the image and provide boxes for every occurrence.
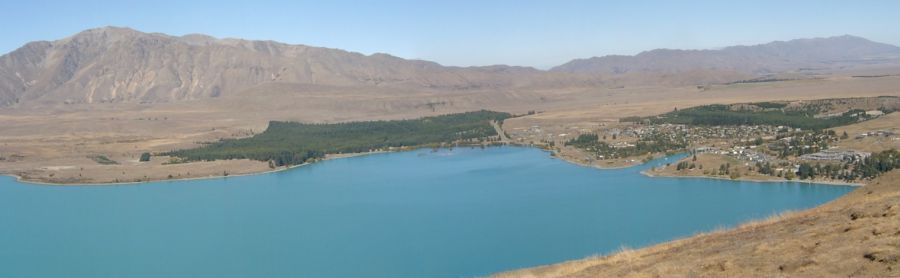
[1,0,898,68]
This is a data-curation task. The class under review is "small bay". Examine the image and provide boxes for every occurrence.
[0,146,853,277]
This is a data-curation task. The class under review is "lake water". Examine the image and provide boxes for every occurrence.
[0,147,853,277]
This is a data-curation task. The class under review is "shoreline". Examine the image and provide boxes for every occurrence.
[640,170,865,187]
[1,145,865,187]
[549,149,660,170]
[554,156,644,170]
[0,144,508,186]
[1,150,390,187]
[549,148,866,186]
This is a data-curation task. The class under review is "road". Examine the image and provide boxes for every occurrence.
[491,121,510,143]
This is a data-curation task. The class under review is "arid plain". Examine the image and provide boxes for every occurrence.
[3,73,897,184]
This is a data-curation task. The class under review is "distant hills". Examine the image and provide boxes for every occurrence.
[551,35,900,75]
[1,27,899,107]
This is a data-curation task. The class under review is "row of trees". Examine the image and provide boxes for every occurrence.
[675,161,697,171]
[166,110,511,166]
[769,130,838,158]
[623,103,879,130]
[794,161,863,181]
[748,149,899,181]
[564,131,688,159]
[847,149,899,180]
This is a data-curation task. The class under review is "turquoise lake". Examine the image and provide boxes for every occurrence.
[0,146,853,277]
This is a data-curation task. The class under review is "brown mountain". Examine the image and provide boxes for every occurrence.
[2,28,899,107]
[551,35,900,76]
[0,27,594,107]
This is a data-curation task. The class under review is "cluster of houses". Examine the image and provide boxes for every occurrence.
[800,149,871,163]
[509,122,802,148]
[507,125,549,144]
[616,124,784,140]
[815,110,885,119]
[855,130,896,139]
[702,145,871,164]
[695,146,772,163]
[509,121,884,168]
[696,140,873,165]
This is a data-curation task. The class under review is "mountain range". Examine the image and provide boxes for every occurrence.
[551,35,900,75]
[1,27,899,107]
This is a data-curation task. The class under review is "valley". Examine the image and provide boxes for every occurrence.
[0,27,899,277]
[2,74,899,184]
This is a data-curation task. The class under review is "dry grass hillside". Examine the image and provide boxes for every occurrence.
[495,171,900,278]
[832,112,900,153]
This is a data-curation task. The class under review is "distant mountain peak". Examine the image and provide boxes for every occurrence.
[68,26,143,39]
[551,35,900,75]
[0,27,593,107]
[1,28,898,108]
[178,33,219,45]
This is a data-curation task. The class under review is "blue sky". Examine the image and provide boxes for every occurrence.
[1,0,898,68]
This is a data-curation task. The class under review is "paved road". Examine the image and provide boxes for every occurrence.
[491,121,510,143]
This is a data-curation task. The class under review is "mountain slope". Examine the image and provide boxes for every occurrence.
[552,35,900,75]
[0,27,593,106]
[2,28,900,108]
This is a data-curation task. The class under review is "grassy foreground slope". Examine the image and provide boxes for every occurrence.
[495,171,900,278]
[166,110,510,166]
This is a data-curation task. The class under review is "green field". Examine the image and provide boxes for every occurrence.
[166,110,511,166]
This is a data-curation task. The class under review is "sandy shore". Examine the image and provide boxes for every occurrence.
[1,150,388,186]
